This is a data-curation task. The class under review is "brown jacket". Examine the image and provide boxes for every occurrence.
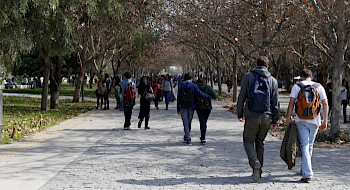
[280,122,302,170]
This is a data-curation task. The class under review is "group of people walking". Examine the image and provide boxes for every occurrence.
[95,56,346,183]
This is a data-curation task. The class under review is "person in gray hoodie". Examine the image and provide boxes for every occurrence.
[237,56,280,182]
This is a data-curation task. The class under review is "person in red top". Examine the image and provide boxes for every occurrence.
[152,76,161,109]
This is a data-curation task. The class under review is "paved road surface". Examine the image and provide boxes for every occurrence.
[0,95,349,189]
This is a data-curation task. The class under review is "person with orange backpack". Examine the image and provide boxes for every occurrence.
[120,71,136,130]
[286,69,328,183]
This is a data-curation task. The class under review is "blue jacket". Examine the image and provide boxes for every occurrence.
[177,81,212,112]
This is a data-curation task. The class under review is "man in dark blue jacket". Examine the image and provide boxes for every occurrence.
[237,56,280,182]
[177,73,212,145]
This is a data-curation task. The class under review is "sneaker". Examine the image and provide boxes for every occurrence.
[200,140,206,145]
[124,127,131,130]
[300,177,312,183]
[252,160,261,182]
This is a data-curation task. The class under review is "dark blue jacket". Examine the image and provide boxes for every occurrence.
[177,81,212,112]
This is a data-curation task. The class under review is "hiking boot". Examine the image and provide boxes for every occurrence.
[300,177,312,183]
[252,160,261,182]
[200,140,206,145]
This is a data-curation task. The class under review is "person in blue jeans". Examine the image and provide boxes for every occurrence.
[195,77,217,145]
[162,74,173,110]
[177,73,212,145]
[286,69,328,183]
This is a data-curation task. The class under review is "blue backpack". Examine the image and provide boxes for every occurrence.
[247,72,271,113]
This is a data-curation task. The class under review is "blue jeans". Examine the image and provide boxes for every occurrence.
[296,121,319,178]
[163,91,171,108]
[180,108,194,142]
[120,97,124,110]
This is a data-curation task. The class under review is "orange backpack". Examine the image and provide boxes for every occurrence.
[295,83,321,119]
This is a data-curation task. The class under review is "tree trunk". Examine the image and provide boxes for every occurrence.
[321,54,329,87]
[232,53,238,102]
[330,10,345,136]
[50,57,62,109]
[216,55,222,96]
[73,61,85,102]
[41,51,51,111]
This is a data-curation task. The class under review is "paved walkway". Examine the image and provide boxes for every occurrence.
[0,96,349,189]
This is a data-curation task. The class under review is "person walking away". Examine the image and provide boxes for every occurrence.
[120,71,136,130]
[114,76,121,109]
[95,76,105,109]
[162,74,173,110]
[226,78,233,93]
[152,77,160,109]
[103,73,111,110]
[341,79,349,123]
[177,73,212,145]
[195,77,217,145]
[138,77,153,130]
[286,69,328,183]
[237,56,280,182]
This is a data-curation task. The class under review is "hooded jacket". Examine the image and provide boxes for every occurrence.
[177,81,212,112]
[237,66,280,124]
[195,82,217,110]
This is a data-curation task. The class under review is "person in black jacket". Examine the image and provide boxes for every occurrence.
[138,76,153,130]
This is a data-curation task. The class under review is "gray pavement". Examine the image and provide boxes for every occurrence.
[0,95,349,189]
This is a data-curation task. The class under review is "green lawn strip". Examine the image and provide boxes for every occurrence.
[1,96,95,144]
[3,83,116,99]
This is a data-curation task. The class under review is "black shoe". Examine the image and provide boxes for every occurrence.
[96,107,99,109]
[145,126,150,130]
[200,140,206,145]
[252,160,261,182]
[165,107,168,110]
[186,141,192,145]
[300,177,312,183]
[138,121,142,128]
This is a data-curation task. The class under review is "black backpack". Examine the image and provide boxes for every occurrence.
[180,87,194,107]
[195,86,211,109]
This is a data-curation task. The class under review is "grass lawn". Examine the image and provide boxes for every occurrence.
[3,83,99,98]
[1,96,95,144]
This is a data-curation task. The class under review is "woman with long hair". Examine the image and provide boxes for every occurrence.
[161,74,173,110]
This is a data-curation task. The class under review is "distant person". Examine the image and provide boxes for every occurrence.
[95,76,106,109]
[177,73,212,145]
[22,76,29,85]
[138,76,153,130]
[114,76,121,110]
[104,73,111,110]
[2,78,8,89]
[237,56,280,182]
[152,76,161,110]
[120,71,136,130]
[341,79,349,123]
[286,69,328,183]
[195,77,217,145]
[162,74,173,110]
[226,78,233,93]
